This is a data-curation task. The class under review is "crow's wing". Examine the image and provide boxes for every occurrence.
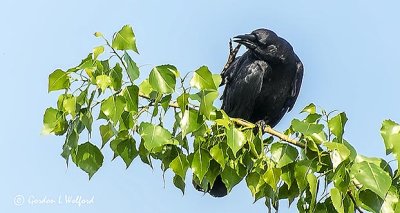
[222,57,269,120]
[285,55,304,112]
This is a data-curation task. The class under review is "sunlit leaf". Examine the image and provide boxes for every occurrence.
[170,154,189,180]
[350,160,391,199]
[307,173,317,211]
[210,144,226,169]
[180,109,203,137]
[93,46,104,60]
[263,167,281,191]
[42,107,68,135]
[198,90,218,118]
[138,122,175,151]
[330,188,344,213]
[291,119,324,136]
[112,25,138,53]
[226,126,246,157]
[191,148,211,182]
[271,143,298,168]
[95,75,112,92]
[100,123,115,148]
[149,65,177,94]
[301,103,316,114]
[123,85,139,114]
[100,96,126,123]
[190,66,217,90]
[324,142,350,169]
[328,112,348,142]
[48,69,70,92]
[381,120,400,176]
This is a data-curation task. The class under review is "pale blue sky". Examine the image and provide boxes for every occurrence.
[1,1,400,212]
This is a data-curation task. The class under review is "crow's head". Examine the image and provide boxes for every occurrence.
[233,28,279,59]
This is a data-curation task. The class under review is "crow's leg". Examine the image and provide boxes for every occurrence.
[254,120,267,135]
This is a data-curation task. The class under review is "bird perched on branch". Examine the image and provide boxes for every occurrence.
[221,28,303,128]
[197,28,304,197]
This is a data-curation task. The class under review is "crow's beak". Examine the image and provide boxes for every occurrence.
[233,34,257,49]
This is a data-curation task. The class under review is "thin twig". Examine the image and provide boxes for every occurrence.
[222,39,241,74]
[347,191,364,213]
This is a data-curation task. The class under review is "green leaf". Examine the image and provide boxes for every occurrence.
[358,189,384,213]
[138,122,175,151]
[333,163,350,192]
[381,187,399,213]
[221,163,242,193]
[191,148,211,182]
[95,74,112,92]
[324,142,351,169]
[138,139,152,168]
[100,96,126,123]
[180,109,203,137]
[281,163,295,188]
[122,85,139,114]
[198,90,218,118]
[381,120,400,176]
[291,119,324,136]
[61,128,79,164]
[271,143,298,168]
[100,123,114,148]
[42,107,68,135]
[330,188,344,213]
[177,93,189,113]
[173,175,185,195]
[123,52,140,82]
[301,103,316,114]
[263,167,282,191]
[205,161,221,188]
[80,109,93,134]
[93,46,104,60]
[73,142,103,179]
[170,154,189,180]
[210,144,226,169]
[112,25,138,53]
[226,126,246,157]
[190,66,217,90]
[48,69,70,92]
[94,32,103,37]
[246,172,265,197]
[62,95,77,117]
[149,65,177,94]
[110,136,138,168]
[139,79,152,97]
[350,160,391,199]
[110,63,123,91]
[307,173,317,211]
[295,160,316,192]
[328,112,348,142]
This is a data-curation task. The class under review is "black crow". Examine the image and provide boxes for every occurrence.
[197,28,303,197]
[221,28,303,128]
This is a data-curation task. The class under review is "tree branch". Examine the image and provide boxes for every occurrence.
[230,118,305,149]
[137,92,305,149]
